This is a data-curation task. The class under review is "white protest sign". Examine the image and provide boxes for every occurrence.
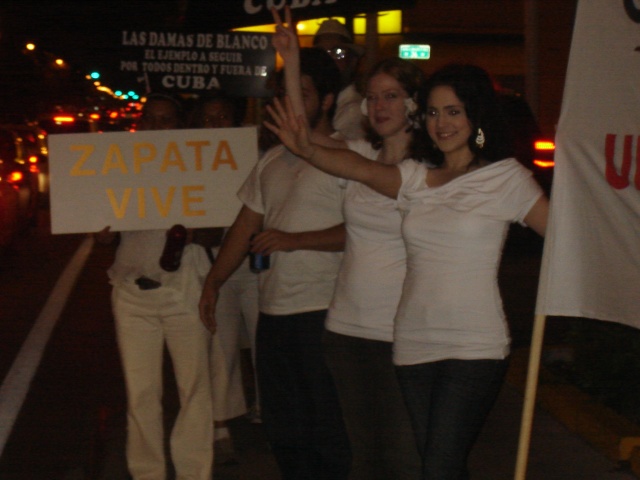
[48,127,258,234]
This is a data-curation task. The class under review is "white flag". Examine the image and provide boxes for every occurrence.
[535,0,640,327]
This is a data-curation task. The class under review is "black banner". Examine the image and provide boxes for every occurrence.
[118,31,275,97]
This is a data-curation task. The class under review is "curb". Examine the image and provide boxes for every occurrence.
[507,348,640,477]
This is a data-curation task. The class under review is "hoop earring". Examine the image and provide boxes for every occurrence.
[475,128,485,149]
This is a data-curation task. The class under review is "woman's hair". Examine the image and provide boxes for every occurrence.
[363,57,429,162]
[420,63,512,166]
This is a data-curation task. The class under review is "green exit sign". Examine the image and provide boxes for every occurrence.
[399,44,431,60]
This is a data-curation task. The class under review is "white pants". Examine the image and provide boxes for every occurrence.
[112,283,213,480]
[211,260,259,421]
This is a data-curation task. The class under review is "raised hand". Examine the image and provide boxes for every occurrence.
[263,95,315,160]
[270,6,299,63]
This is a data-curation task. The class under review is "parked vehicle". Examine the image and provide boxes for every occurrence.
[0,126,40,253]
[36,112,97,135]
[2,124,49,199]
[0,174,20,255]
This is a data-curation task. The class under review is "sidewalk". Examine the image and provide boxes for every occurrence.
[211,348,639,480]
[93,347,640,480]
[469,348,639,480]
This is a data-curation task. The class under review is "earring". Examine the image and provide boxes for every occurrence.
[475,128,485,149]
[360,98,368,116]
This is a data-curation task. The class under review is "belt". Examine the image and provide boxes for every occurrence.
[135,276,162,290]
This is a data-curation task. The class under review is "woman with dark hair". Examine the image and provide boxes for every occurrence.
[270,7,422,478]
[265,61,549,479]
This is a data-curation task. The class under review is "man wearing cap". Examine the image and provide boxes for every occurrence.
[313,19,366,140]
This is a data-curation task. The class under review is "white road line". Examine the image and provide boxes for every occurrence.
[0,235,94,455]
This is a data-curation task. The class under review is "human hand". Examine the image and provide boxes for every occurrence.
[94,226,117,245]
[270,6,299,62]
[199,280,219,334]
[264,96,315,160]
[251,228,299,255]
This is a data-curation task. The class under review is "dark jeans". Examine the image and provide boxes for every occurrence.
[395,358,509,480]
[323,330,421,480]
[256,311,351,480]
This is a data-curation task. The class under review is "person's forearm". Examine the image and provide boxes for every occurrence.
[204,209,260,287]
[284,49,305,119]
[289,223,346,252]
[305,144,400,199]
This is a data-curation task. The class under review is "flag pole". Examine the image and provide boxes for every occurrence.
[514,313,547,480]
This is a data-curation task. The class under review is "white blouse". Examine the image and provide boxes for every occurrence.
[393,158,544,365]
[325,140,406,342]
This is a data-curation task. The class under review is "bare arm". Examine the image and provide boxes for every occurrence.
[271,7,304,121]
[271,6,345,150]
[199,205,264,332]
[251,223,346,255]
[264,96,401,198]
[523,195,549,237]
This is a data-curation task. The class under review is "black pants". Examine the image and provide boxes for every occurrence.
[396,358,509,480]
[256,311,351,480]
[323,330,421,480]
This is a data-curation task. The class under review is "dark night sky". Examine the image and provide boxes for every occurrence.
[0,0,416,113]
[1,1,182,75]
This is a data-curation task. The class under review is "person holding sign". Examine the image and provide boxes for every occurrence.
[264,63,549,479]
[98,92,214,480]
[199,48,351,479]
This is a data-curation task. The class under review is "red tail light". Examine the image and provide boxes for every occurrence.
[7,170,24,184]
[533,159,555,168]
[534,140,556,151]
[53,115,75,123]
[534,140,556,168]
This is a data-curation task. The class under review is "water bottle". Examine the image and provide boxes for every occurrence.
[160,224,187,272]
[249,234,270,273]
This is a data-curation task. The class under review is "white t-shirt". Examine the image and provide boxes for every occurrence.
[238,144,345,315]
[108,229,211,309]
[333,83,365,141]
[325,139,406,342]
[394,158,544,365]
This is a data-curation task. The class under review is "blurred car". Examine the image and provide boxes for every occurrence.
[36,112,98,135]
[0,126,40,253]
[0,172,21,254]
[3,124,49,199]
